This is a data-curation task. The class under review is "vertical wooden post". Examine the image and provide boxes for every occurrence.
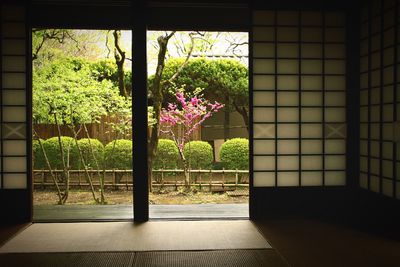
[235,169,239,190]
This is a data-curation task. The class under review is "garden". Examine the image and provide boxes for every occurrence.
[32,29,249,206]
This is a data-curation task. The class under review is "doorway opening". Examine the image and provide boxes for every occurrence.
[147,31,249,219]
[32,29,134,221]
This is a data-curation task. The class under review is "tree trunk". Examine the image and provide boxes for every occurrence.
[233,102,249,133]
[113,30,127,97]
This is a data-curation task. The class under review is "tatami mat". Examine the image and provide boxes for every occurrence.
[0,221,271,253]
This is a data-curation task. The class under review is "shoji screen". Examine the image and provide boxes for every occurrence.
[1,5,29,189]
[359,0,399,199]
[252,11,347,187]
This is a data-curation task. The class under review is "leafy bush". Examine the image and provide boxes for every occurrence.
[219,138,249,170]
[33,139,46,169]
[42,136,79,169]
[104,139,133,169]
[77,138,104,169]
[153,139,180,169]
[183,141,214,169]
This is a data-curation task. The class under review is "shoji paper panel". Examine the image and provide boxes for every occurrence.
[252,10,347,187]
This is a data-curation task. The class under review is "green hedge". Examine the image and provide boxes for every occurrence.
[77,138,104,169]
[154,139,180,169]
[184,141,213,169]
[33,139,46,169]
[219,138,248,170]
[104,139,132,169]
[42,136,79,169]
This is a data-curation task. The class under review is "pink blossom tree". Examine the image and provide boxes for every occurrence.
[160,90,224,189]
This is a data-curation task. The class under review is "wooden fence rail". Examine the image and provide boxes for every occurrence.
[33,169,249,191]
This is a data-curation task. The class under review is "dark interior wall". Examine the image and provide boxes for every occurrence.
[356,0,400,238]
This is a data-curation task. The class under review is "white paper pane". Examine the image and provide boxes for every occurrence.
[3,174,27,189]
[302,171,323,186]
[325,140,345,154]
[382,142,393,159]
[2,73,26,89]
[254,108,275,122]
[277,44,298,58]
[2,107,26,122]
[277,60,298,74]
[277,92,298,106]
[382,123,393,140]
[278,140,298,154]
[359,140,368,156]
[278,75,298,90]
[325,92,346,106]
[370,175,380,193]
[383,104,393,122]
[325,76,345,91]
[2,22,25,38]
[301,76,322,90]
[2,39,26,55]
[253,172,275,187]
[277,108,298,122]
[370,123,380,139]
[278,124,299,138]
[254,156,275,170]
[301,92,322,106]
[370,141,379,157]
[301,44,322,58]
[253,59,275,73]
[277,172,299,186]
[254,91,275,106]
[253,140,275,154]
[325,60,346,74]
[360,123,367,140]
[301,140,322,154]
[360,156,368,172]
[302,28,322,42]
[325,44,346,58]
[277,27,298,42]
[325,155,346,170]
[253,11,275,25]
[382,179,393,197]
[370,88,380,104]
[3,140,26,156]
[360,107,368,123]
[383,86,394,103]
[325,28,345,42]
[301,156,322,170]
[3,157,27,172]
[254,124,275,138]
[301,108,322,122]
[382,160,393,178]
[325,108,346,122]
[370,106,380,122]
[301,60,322,74]
[277,11,298,25]
[301,124,322,138]
[2,90,26,105]
[2,56,26,72]
[325,171,346,186]
[253,27,275,41]
[277,156,298,170]
[253,43,275,57]
[253,75,275,90]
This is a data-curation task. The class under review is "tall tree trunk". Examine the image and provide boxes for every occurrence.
[233,102,249,133]
[113,30,127,97]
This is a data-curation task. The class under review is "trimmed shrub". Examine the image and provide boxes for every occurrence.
[77,138,104,169]
[104,139,133,169]
[33,139,46,169]
[42,136,79,169]
[183,141,213,169]
[219,138,249,170]
[153,139,180,169]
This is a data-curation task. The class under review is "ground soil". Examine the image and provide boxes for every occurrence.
[33,189,249,205]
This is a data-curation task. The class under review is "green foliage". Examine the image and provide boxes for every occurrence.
[104,139,133,169]
[33,57,131,125]
[89,59,132,93]
[153,139,180,169]
[219,138,249,170]
[77,138,104,169]
[33,139,46,169]
[149,58,248,110]
[42,136,79,169]
[184,141,214,169]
